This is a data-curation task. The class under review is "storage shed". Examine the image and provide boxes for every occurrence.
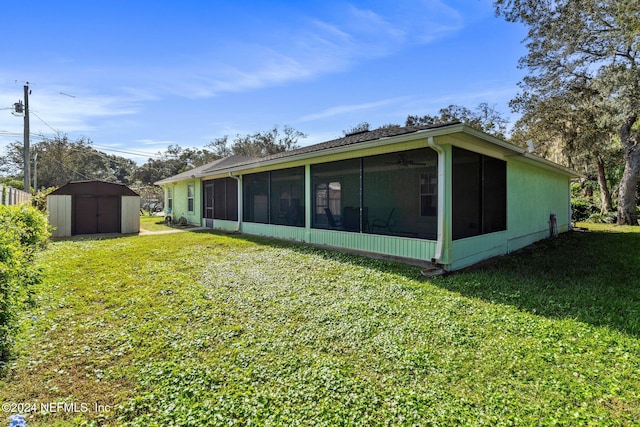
[47,180,140,237]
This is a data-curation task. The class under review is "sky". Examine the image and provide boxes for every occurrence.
[0,0,528,164]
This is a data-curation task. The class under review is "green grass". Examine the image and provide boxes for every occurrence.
[1,225,640,426]
[139,215,174,232]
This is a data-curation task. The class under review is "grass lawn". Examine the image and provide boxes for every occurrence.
[1,224,639,426]
[139,215,174,232]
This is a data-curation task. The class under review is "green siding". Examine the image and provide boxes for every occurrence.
[242,223,308,241]
[506,159,571,250]
[238,223,437,264]
[450,232,508,270]
[308,230,437,262]
[169,180,202,225]
[212,219,240,231]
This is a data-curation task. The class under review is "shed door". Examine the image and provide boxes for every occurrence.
[98,196,120,233]
[74,196,120,235]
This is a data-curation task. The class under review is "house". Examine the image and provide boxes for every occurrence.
[47,180,140,237]
[156,123,577,271]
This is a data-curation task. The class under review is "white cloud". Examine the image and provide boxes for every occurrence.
[102,0,468,100]
[296,82,518,127]
[136,139,177,146]
[298,97,412,122]
[0,1,473,152]
[0,83,144,147]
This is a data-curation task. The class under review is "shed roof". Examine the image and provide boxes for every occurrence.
[49,180,139,196]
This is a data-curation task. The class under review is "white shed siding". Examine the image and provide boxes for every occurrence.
[47,195,72,237]
[121,196,141,234]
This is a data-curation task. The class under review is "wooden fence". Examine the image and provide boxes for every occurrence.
[0,184,32,206]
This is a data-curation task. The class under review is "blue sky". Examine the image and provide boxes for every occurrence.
[0,0,527,164]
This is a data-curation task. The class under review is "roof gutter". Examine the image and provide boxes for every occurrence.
[427,136,448,267]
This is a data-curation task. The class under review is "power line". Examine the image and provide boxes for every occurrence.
[47,157,94,181]
[91,144,160,158]
[64,145,137,168]
[0,132,44,138]
[30,110,159,158]
[30,110,62,135]
[0,131,22,137]
[8,102,164,160]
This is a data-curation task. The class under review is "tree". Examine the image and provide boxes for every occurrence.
[406,103,508,139]
[510,82,620,213]
[133,145,189,185]
[207,136,232,158]
[206,125,306,158]
[0,134,137,190]
[343,122,371,136]
[179,147,220,169]
[494,0,640,224]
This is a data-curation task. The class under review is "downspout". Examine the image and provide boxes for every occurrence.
[427,136,447,266]
[228,172,241,232]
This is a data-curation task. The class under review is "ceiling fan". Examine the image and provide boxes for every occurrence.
[385,153,427,167]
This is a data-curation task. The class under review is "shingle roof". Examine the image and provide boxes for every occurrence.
[155,122,579,184]
[199,123,457,175]
[154,155,253,185]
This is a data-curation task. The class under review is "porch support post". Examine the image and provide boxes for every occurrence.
[305,164,312,230]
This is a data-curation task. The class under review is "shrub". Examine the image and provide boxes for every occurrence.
[571,200,599,222]
[30,187,57,212]
[0,205,50,361]
[586,212,617,224]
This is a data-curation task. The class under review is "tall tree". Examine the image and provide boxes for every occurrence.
[207,136,232,158]
[510,82,620,213]
[406,103,508,139]
[0,134,136,189]
[494,0,640,224]
[206,125,306,158]
[133,145,189,185]
[179,147,220,169]
[343,122,371,136]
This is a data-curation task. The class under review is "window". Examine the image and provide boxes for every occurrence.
[420,172,437,217]
[315,182,341,216]
[167,187,173,211]
[187,184,194,212]
[452,147,506,240]
[243,167,305,226]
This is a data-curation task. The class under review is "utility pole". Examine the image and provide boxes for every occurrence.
[23,83,31,192]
